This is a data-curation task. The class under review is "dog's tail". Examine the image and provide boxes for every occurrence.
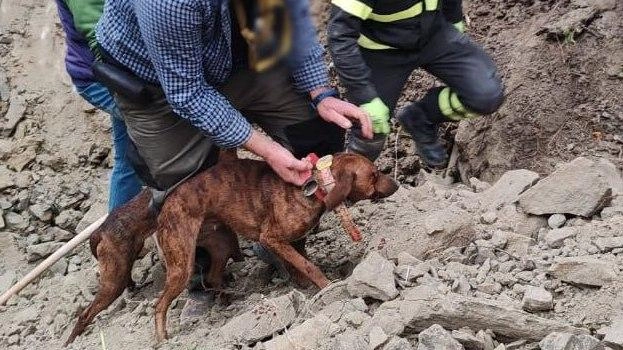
[89,226,103,259]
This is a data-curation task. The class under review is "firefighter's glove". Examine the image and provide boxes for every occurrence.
[360,98,390,134]
[453,21,466,33]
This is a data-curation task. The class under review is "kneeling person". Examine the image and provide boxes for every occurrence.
[328,0,505,168]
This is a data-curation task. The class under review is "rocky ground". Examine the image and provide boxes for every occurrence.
[0,0,622,349]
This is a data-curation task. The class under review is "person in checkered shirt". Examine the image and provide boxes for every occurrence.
[96,0,373,192]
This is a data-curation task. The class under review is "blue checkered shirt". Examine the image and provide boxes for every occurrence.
[96,0,329,148]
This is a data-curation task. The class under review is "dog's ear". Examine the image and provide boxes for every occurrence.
[323,170,354,211]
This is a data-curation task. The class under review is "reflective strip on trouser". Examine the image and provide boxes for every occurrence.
[357,34,396,50]
[332,0,373,19]
[438,87,478,121]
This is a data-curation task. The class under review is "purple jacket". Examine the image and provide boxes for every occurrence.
[55,0,96,87]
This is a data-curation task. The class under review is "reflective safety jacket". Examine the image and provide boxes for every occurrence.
[328,0,463,104]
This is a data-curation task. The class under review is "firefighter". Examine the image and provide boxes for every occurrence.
[328,0,505,168]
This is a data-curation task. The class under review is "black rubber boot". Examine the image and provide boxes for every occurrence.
[346,128,388,161]
[397,102,448,169]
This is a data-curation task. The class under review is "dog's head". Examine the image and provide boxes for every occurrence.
[323,153,399,211]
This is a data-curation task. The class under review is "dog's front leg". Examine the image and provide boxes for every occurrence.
[259,235,330,289]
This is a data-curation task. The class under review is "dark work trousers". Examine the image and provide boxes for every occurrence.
[114,64,345,192]
[349,21,504,160]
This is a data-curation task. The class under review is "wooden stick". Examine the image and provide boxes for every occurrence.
[0,214,108,306]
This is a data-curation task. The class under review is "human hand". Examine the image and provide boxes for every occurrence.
[243,131,312,186]
[313,91,373,139]
[360,97,390,134]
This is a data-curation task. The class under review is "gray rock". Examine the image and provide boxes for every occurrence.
[0,95,26,137]
[417,324,465,350]
[602,206,623,219]
[575,335,605,350]
[48,258,68,276]
[263,314,338,350]
[476,330,496,350]
[395,263,430,282]
[13,305,40,325]
[548,256,618,287]
[573,0,617,12]
[478,169,540,209]
[539,332,604,350]
[28,203,53,223]
[0,270,16,292]
[25,242,64,262]
[7,147,37,172]
[397,251,422,266]
[334,330,369,350]
[369,326,389,349]
[7,334,19,346]
[521,286,553,312]
[548,214,567,229]
[4,211,28,230]
[0,209,5,229]
[481,211,498,224]
[396,285,588,341]
[452,328,485,350]
[219,290,306,344]
[470,177,491,193]
[348,251,398,301]
[54,209,83,230]
[505,340,527,350]
[503,233,533,258]
[76,200,107,232]
[540,7,597,40]
[519,158,615,217]
[318,298,367,323]
[383,336,414,350]
[594,237,623,252]
[545,228,577,248]
[603,314,623,350]
[47,226,74,242]
[494,345,506,350]
[364,300,407,337]
[0,166,15,190]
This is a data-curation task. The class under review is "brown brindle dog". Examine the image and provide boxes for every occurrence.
[153,151,398,342]
[65,190,243,346]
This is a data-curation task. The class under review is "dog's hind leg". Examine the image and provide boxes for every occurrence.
[154,215,202,343]
[65,239,131,346]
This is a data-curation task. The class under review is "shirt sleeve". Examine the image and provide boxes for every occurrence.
[135,0,252,149]
[65,0,104,53]
[327,1,379,105]
[285,0,330,93]
[442,0,464,24]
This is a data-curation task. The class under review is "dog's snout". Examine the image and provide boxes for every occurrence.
[375,174,399,198]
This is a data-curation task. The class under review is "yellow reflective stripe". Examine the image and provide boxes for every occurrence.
[357,34,396,50]
[332,0,373,20]
[368,2,423,22]
[446,90,480,120]
[439,87,462,121]
[424,0,439,11]
[450,92,467,114]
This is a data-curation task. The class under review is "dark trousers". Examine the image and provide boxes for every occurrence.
[349,21,504,159]
[114,65,345,191]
